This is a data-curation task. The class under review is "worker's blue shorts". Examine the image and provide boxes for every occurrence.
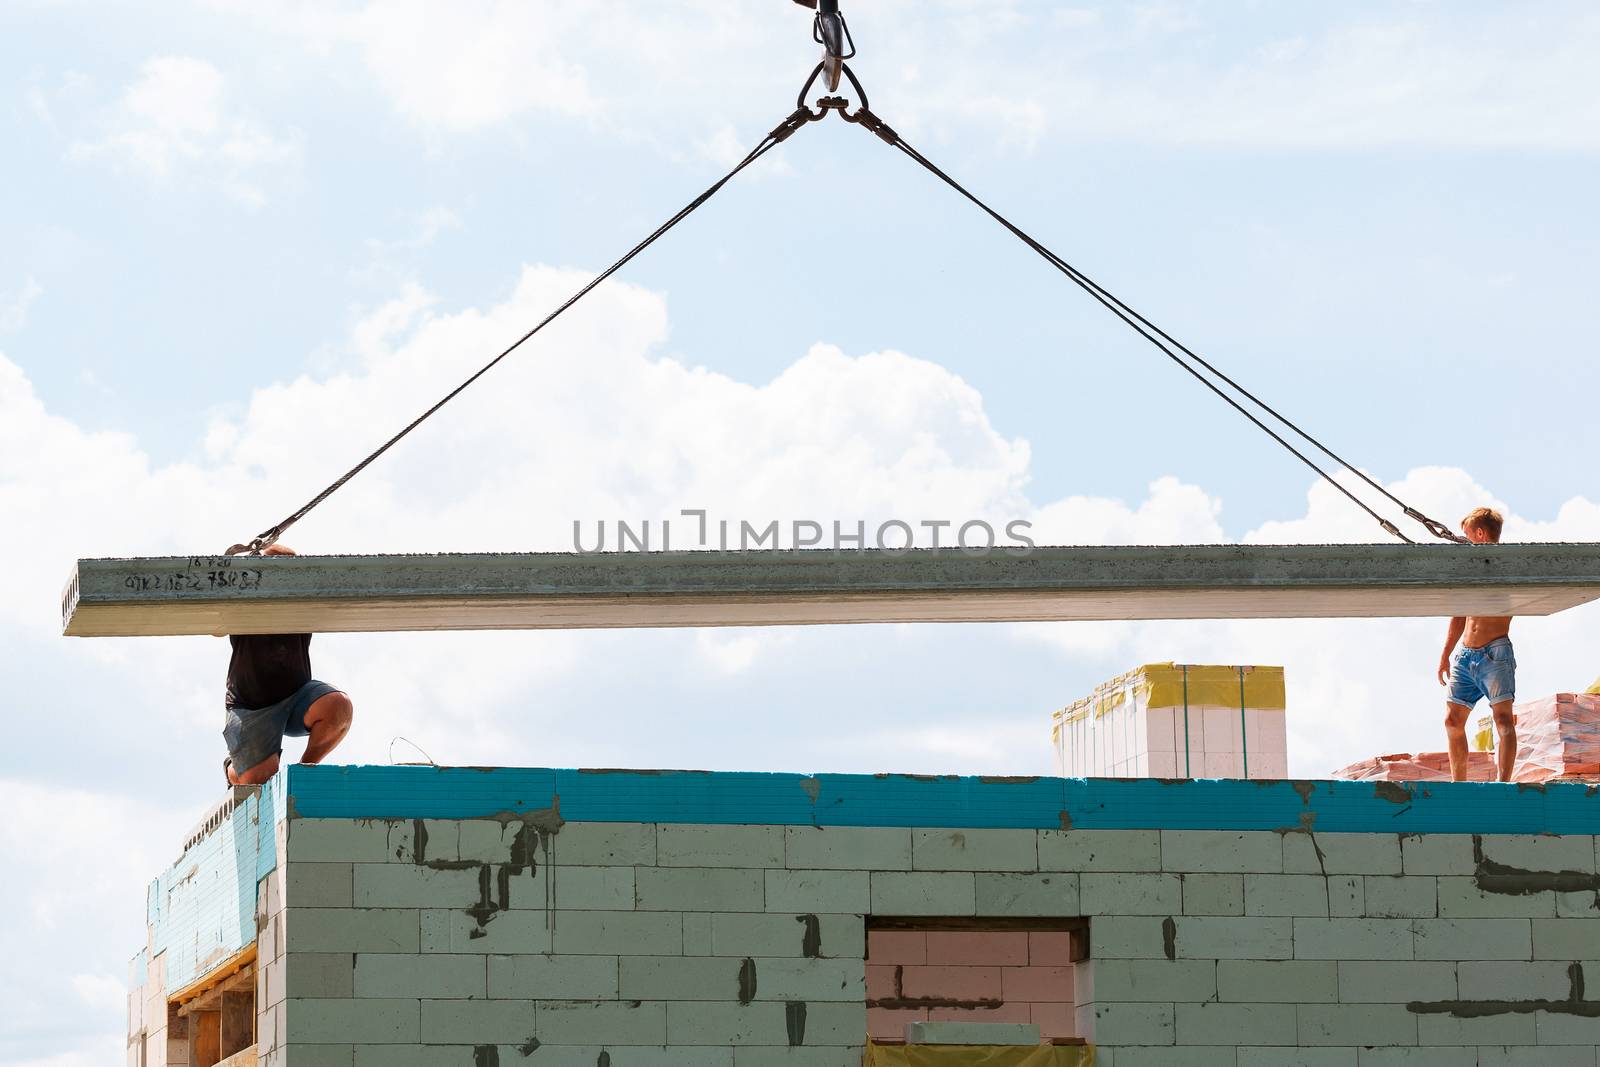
[1448,638,1516,709]
[224,680,341,772]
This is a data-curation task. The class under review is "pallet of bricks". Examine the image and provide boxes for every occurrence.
[1051,663,1287,779]
[1336,690,1600,783]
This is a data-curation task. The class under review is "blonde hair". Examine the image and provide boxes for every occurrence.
[1462,507,1504,542]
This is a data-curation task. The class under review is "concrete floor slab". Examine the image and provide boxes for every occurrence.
[59,543,1600,636]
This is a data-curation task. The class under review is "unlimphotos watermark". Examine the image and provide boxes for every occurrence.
[573,509,1035,555]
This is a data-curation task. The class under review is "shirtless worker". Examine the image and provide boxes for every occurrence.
[221,544,354,785]
[1438,507,1516,783]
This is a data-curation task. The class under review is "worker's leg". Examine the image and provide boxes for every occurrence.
[1477,638,1518,783]
[1444,701,1473,782]
[223,698,290,788]
[1490,700,1516,782]
[228,752,281,785]
[299,691,354,765]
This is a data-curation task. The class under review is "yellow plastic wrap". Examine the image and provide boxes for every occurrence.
[1588,675,1600,697]
[865,1042,1094,1067]
[1051,663,1285,737]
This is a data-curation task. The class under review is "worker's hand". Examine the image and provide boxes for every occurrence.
[263,544,296,556]
[1437,656,1451,686]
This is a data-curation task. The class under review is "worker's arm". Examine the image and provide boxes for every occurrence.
[1438,617,1466,686]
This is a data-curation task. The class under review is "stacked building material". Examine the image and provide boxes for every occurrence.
[1051,663,1287,779]
[1504,693,1600,781]
[1334,751,1498,782]
[1335,693,1600,783]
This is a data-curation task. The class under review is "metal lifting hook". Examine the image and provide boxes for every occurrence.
[792,0,855,92]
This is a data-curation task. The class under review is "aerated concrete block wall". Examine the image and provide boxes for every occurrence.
[128,780,284,1067]
[142,767,1600,1065]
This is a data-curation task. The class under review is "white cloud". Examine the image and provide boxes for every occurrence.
[0,779,189,1065]
[69,56,299,205]
[0,277,43,333]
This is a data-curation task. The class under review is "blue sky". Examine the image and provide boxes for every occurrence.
[2,2,1599,1062]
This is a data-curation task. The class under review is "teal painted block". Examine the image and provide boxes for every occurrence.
[555,768,816,825]
[282,764,1600,837]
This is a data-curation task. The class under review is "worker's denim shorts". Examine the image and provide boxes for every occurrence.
[224,680,340,772]
[1448,637,1516,709]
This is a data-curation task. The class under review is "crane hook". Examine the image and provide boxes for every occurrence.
[792,0,856,92]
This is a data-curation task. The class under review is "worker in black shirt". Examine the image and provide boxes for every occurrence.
[222,544,354,785]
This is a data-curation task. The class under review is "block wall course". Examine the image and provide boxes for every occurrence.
[287,819,415,863]
[1416,1011,1536,1046]
[1361,877,1438,919]
[1296,1003,1418,1046]
[418,998,540,1044]
[974,872,1079,916]
[1481,834,1598,875]
[352,863,515,910]
[352,953,485,999]
[284,998,419,1044]
[286,863,353,908]
[1534,919,1600,959]
[1291,918,1415,961]
[911,828,1038,871]
[1082,873,1182,916]
[636,867,764,911]
[1244,875,1334,918]
[764,869,870,914]
[1536,1010,1600,1045]
[551,911,684,955]
[488,953,620,1000]
[1216,960,1337,1004]
[869,871,976,915]
[1237,1050,1354,1067]
[1353,1050,1458,1067]
[1162,831,1283,874]
[421,908,551,954]
[1399,835,1477,877]
[1477,1048,1600,1067]
[657,825,784,868]
[1039,829,1161,872]
[551,864,636,910]
[1175,1001,1298,1046]
[535,999,669,1045]
[1415,918,1532,961]
[550,822,657,866]
[665,1001,864,1045]
[1182,873,1245,916]
[1456,960,1577,1001]
[730,1050,862,1067]
[1174,917,1294,960]
[285,908,419,954]
[273,1046,353,1067]
[1335,962,1457,1004]
[1438,877,1557,919]
[1283,833,1402,876]
[1326,876,1364,918]
[262,814,1600,1062]
[683,912,714,955]
[282,953,354,999]
[784,826,911,871]
[1078,1001,1175,1046]
[1106,1049,1228,1066]
[1090,916,1172,960]
[1084,959,1218,1003]
[712,913,863,959]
